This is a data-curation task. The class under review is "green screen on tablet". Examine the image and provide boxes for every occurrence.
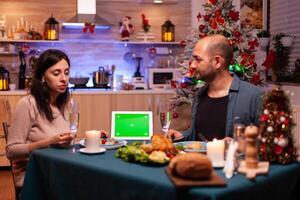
[111,111,153,140]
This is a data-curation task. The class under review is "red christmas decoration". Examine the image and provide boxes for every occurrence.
[203,15,210,21]
[228,10,239,21]
[197,13,201,22]
[241,52,255,66]
[172,112,179,119]
[262,50,276,70]
[208,0,217,5]
[248,38,259,50]
[274,145,283,155]
[83,22,95,34]
[261,114,268,122]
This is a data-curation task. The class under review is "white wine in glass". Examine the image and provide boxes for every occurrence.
[69,99,79,153]
[160,111,171,134]
[159,101,172,136]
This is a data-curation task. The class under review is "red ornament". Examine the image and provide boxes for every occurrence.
[181,82,187,88]
[198,24,205,32]
[261,114,268,122]
[208,0,217,5]
[203,15,210,21]
[229,10,239,21]
[284,119,289,125]
[173,112,179,119]
[260,143,266,153]
[234,31,240,38]
[215,10,221,18]
[274,145,283,154]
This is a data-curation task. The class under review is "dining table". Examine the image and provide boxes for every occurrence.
[20,144,300,200]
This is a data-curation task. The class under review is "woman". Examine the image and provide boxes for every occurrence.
[6,49,74,190]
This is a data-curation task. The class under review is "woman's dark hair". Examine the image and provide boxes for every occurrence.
[30,49,70,122]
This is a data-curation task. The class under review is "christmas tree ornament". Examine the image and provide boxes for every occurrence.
[264,109,269,115]
[267,126,274,133]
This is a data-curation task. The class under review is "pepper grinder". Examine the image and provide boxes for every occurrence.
[244,125,258,168]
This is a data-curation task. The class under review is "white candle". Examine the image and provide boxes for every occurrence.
[207,138,225,167]
[85,130,100,150]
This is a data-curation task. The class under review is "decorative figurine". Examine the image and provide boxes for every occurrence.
[119,16,134,41]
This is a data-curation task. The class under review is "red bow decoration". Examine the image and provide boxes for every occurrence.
[229,10,239,21]
[83,22,95,33]
[241,52,255,66]
[248,38,259,50]
[148,47,157,55]
[262,50,276,70]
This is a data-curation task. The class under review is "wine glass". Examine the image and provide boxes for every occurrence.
[159,101,172,136]
[69,99,80,153]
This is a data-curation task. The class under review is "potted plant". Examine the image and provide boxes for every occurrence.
[257,30,270,49]
[281,34,294,47]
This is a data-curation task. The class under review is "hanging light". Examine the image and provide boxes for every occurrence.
[44,14,59,40]
[153,0,163,3]
[161,18,175,42]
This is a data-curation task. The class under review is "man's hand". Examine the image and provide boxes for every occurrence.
[166,129,184,141]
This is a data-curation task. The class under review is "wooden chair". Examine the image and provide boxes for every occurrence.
[2,122,22,200]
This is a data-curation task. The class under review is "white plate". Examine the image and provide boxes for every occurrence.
[174,141,207,153]
[79,147,106,154]
[79,139,127,150]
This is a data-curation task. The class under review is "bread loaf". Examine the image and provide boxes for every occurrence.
[168,153,212,180]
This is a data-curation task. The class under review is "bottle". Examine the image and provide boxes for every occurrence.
[18,51,26,89]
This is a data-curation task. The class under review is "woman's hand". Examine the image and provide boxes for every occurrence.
[49,133,74,148]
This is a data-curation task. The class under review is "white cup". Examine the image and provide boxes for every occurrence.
[9,83,16,91]
[85,130,100,151]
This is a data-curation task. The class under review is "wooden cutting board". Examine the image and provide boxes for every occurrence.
[165,167,227,189]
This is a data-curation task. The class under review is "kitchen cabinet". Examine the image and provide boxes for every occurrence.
[72,93,112,137]
[0,90,175,138]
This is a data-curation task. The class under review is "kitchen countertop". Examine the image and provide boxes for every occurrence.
[0,89,176,96]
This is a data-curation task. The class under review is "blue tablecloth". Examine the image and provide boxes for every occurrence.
[21,145,300,200]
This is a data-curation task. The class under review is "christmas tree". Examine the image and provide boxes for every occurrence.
[174,0,262,106]
[258,87,297,164]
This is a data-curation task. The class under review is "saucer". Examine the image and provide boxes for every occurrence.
[79,147,106,154]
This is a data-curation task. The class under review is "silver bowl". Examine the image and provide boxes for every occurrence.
[69,77,89,86]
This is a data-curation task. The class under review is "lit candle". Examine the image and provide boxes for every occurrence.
[207,138,225,167]
[85,130,100,150]
[47,30,56,40]
[164,32,172,42]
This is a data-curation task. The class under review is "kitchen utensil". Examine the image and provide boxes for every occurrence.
[92,66,110,86]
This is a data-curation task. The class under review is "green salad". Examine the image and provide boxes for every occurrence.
[115,142,149,163]
[115,142,169,164]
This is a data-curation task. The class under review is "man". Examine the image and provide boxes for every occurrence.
[167,35,263,141]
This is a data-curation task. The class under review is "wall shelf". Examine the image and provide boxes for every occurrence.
[0,39,180,45]
[0,39,63,43]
